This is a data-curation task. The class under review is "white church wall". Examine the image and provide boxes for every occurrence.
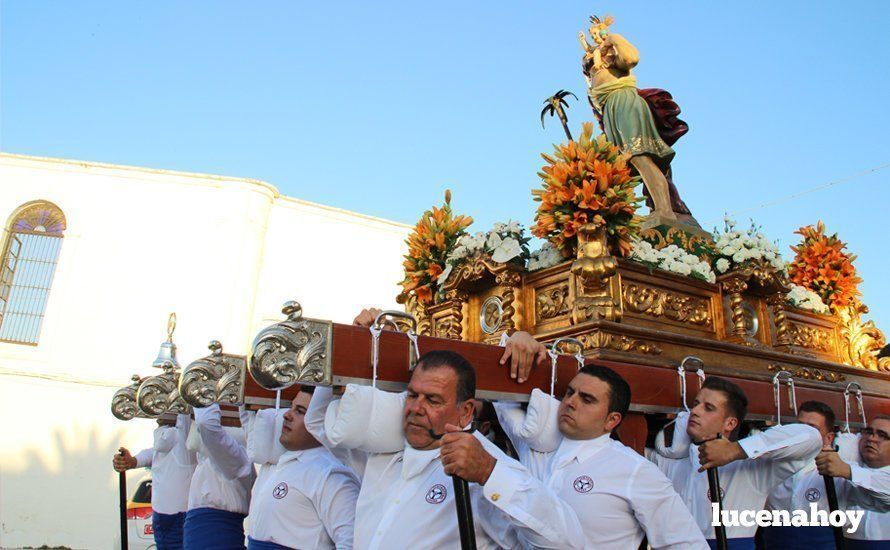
[0,153,409,548]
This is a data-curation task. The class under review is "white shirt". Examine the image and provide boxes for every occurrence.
[134,414,196,515]
[649,414,822,540]
[306,386,586,550]
[188,404,257,515]
[249,447,360,549]
[830,434,890,541]
[495,403,707,549]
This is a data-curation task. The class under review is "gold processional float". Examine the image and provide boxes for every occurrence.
[111,15,890,444]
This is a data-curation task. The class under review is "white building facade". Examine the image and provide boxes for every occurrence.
[0,153,410,548]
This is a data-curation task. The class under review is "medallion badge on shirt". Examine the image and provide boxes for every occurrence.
[272,482,288,500]
[425,484,447,504]
[573,475,594,494]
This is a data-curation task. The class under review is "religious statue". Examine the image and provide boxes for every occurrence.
[579,16,696,225]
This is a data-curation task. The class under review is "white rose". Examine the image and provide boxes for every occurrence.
[716,258,730,273]
[683,254,699,266]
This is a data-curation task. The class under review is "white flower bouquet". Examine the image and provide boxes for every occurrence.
[628,239,716,284]
[437,220,531,285]
[786,284,830,314]
[527,242,566,272]
[712,216,786,275]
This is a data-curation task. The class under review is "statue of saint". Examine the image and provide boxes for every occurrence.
[580,16,696,224]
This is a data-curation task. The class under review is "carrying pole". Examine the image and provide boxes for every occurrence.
[118,449,129,550]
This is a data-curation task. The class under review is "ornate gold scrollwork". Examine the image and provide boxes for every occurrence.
[111,375,147,421]
[572,224,621,323]
[639,227,711,259]
[536,284,571,320]
[622,282,712,327]
[838,301,890,371]
[180,340,246,408]
[767,363,845,383]
[136,363,190,417]
[249,301,334,389]
[787,323,833,353]
[577,331,662,355]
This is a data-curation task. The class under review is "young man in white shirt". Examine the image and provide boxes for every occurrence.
[816,414,890,548]
[247,386,360,549]
[185,404,256,549]
[494,333,708,549]
[114,414,196,550]
[648,376,822,549]
[304,308,586,550]
[761,400,839,548]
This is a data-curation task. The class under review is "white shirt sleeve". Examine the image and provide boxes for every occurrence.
[305,387,368,478]
[174,413,197,466]
[477,444,585,550]
[194,404,253,481]
[629,460,709,549]
[737,423,823,492]
[134,448,153,468]
[312,467,360,550]
[841,464,890,512]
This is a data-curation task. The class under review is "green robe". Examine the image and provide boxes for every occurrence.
[589,76,675,167]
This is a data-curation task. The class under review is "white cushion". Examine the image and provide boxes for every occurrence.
[247,408,287,465]
[516,388,563,453]
[324,384,405,453]
[654,411,692,458]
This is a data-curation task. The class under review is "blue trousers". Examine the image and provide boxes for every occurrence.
[152,511,186,550]
[247,536,294,550]
[707,537,755,550]
[183,507,246,550]
[761,525,835,549]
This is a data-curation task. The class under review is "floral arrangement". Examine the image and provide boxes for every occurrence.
[629,239,716,283]
[527,241,566,271]
[786,284,830,314]
[712,217,785,275]
[532,122,643,258]
[398,190,473,305]
[788,221,862,311]
[437,220,531,285]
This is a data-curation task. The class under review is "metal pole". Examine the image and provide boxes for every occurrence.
[707,466,728,550]
[707,434,728,550]
[430,426,477,550]
[822,446,847,550]
[452,475,477,550]
[118,450,129,550]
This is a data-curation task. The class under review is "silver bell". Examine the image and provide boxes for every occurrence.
[152,313,180,369]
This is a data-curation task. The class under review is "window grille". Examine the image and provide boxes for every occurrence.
[0,202,66,345]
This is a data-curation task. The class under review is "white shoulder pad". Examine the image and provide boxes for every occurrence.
[516,388,563,452]
[324,384,405,453]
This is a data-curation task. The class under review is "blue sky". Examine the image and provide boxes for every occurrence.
[2,1,889,332]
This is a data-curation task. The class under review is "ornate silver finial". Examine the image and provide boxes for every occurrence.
[179,340,245,408]
[249,300,333,390]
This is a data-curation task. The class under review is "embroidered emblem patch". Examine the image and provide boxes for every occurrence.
[707,487,726,500]
[806,488,822,502]
[426,483,447,504]
[573,475,594,493]
[272,482,289,499]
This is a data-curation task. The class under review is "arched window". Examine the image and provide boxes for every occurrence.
[0,201,66,345]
